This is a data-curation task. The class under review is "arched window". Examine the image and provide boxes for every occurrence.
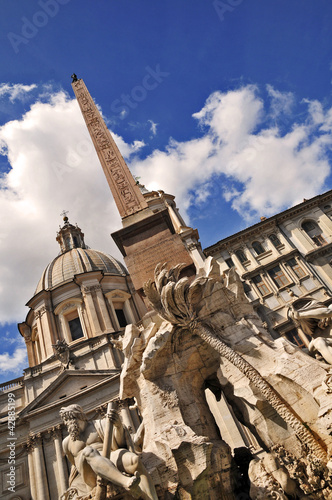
[301,220,326,247]
[235,249,247,263]
[252,241,265,255]
[54,298,86,343]
[268,233,281,248]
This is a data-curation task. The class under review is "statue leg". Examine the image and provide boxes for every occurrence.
[111,449,158,500]
[82,446,140,492]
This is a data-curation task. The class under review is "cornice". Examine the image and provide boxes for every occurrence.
[305,242,332,262]
[204,189,332,255]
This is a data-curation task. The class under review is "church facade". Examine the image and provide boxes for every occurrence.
[1,77,332,499]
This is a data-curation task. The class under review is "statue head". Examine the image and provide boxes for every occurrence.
[60,404,88,440]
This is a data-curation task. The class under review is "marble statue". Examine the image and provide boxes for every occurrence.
[143,260,326,463]
[59,404,158,500]
[118,258,332,498]
[288,296,332,365]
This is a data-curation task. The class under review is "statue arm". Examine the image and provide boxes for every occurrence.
[62,436,75,466]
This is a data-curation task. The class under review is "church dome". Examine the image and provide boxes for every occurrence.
[35,248,127,294]
[34,217,127,294]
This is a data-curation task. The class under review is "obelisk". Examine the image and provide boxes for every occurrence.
[71,75,194,292]
[71,77,148,218]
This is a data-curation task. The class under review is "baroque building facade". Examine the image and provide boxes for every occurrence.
[1,77,332,499]
[205,191,332,349]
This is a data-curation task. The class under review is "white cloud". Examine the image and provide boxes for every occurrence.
[266,84,294,118]
[0,83,37,103]
[0,347,27,375]
[0,88,143,324]
[1,82,332,329]
[133,86,332,221]
[0,336,27,376]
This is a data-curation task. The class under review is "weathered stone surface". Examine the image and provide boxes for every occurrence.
[125,258,332,498]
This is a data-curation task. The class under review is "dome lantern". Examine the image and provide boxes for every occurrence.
[56,212,86,254]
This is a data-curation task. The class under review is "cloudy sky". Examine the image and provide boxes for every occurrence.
[1,0,332,382]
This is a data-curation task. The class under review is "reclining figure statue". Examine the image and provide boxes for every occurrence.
[60,403,158,500]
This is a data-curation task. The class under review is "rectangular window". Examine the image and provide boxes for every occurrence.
[252,275,270,296]
[287,258,307,279]
[68,317,84,341]
[267,266,289,288]
[115,309,128,328]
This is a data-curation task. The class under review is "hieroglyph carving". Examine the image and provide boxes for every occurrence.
[72,79,147,218]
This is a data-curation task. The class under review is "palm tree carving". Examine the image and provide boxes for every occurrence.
[143,261,327,463]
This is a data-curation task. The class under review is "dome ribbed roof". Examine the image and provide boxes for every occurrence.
[35,248,127,295]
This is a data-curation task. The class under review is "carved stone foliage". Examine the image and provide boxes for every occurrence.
[272,444,332,498]
[81,284,102,295]
[143,259,327,464]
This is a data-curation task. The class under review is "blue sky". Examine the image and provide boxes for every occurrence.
[1,0,332,382]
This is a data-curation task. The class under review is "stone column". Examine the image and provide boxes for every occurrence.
[287,224,314,253]
[51,426,68,496]
[229,249,246,273]
[40,305,55,358]
[81,285,102,335]
[25,440,37,500]
[318,212,332,238]
[24,334,36,366]
[258,270,275,293]
[34,311,47,360]
[244,243,260,265]
[186,241,206,268]
[95,287,114,332]
[32,433,50,500]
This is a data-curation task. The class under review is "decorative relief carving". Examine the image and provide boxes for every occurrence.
[81,284,102,295]
[60,302,79,314]
[272,444,332,497]
[49,425,62,440]
[25,432,43,451]
[144,259,328,463]
[39,305,51,316]
[72,79,147,217]
[52,339,73,370]
[187,242,201,252]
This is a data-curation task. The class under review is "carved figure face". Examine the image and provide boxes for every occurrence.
[59,404,88,440]
[66,417,86,440]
